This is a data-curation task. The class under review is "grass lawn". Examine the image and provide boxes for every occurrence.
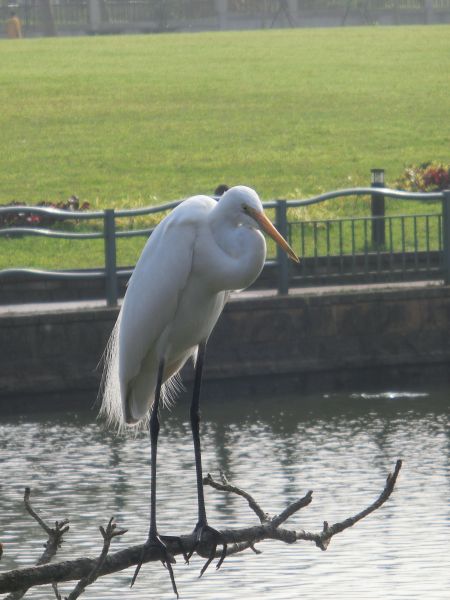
[1,25,449,269]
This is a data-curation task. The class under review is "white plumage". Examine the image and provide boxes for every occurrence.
[100,185,298,429]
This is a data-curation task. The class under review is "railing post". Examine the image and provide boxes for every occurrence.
[442,190,450,285]
[371,168,385,249]
[275,199,289,295]
[104,209,118,307]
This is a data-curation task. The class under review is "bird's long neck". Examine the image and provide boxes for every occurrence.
[208,208,266,291]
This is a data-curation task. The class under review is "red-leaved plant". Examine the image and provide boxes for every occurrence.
[395,163,450,193]
[0,196,90,228]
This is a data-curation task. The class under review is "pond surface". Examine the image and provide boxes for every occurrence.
[0,383,449,599]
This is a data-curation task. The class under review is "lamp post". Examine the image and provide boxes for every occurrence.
[371,168,385,249]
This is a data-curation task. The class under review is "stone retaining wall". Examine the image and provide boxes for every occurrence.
[1,284,449,413]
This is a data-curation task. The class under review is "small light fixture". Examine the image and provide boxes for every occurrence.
[371,168,385,186]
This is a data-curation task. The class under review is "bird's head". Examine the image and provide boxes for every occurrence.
[221,186,299,263]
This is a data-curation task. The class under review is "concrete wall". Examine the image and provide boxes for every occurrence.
[1,283,450,414]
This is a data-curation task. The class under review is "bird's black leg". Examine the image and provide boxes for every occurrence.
[187,340,227,576]
[131,359,184,598]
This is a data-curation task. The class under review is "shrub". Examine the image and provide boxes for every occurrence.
[395,163,450,193]
[0,196,90,228]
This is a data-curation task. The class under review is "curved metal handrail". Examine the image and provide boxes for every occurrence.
[0,267,133,279]
[270,187,444,208]
[0,227,104,239]
[0,205,105,219]
[0,198,185,220]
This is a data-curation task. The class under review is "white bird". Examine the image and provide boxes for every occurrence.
[100,185,298,595]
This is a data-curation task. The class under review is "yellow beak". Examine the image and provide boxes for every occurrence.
[250,208,300,263]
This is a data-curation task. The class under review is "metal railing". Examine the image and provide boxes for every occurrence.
[289,212,443,285]
[1,187,449,307]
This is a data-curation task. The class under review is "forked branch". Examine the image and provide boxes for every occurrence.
[0,460,402,597]
[3,488,69,600]
[66,517,127,600]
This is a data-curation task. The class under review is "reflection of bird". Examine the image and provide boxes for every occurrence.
[101,185,299,596]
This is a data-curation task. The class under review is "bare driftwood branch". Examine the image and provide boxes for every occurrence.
[66,517,127,600]
[0,460,402,596]
[4,488,69,600]
[204,472,272,523]
[292,458,403,550]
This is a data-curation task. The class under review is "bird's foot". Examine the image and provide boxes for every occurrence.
[131,533,186,598]
[187,521,228,577]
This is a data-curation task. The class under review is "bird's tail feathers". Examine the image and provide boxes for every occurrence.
[126,369,184,428]
[98,316,125,432]
[99,315,185,434]
[161,371,184,409]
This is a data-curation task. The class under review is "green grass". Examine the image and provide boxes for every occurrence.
[1,26,449,269]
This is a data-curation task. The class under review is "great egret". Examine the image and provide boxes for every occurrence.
[101,185,299,596]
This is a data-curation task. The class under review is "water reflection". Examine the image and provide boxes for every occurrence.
[0,385,449,599]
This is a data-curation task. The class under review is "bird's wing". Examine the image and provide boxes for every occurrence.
[118,196,215,421]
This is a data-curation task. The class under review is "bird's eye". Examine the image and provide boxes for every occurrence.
[242,204,248,211]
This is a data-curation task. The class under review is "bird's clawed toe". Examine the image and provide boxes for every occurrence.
[160,534,189,564]
[187,522,228,577]
[131,533,180,598]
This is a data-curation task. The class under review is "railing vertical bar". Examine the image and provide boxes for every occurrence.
[442,191,450,284]
[351,219,356,275]
[275,200,289,294]
[326,221,331,276]
[300,221,306,280]
[311,222,318,280]
[288,222,295,285]
[371,169,385,248]
[339,220,343,275]
[363,218,368,277]
[401,216,406,280]
[376,217,382,276]
[389,217,394,278]
[413,215,418,269]
[313,222,318,258]
[425,215,430,271]
[104,208,118,307]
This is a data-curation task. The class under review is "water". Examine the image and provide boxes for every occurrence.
[0,384,449,599]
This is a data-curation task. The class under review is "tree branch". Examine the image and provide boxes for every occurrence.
[0,461,402,596]
[4,488,69,600]
[293,458,403,550]
[66,517,127,600]
[203,472,271,524]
